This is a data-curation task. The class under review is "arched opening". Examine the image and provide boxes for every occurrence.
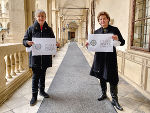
[67,22,78,41]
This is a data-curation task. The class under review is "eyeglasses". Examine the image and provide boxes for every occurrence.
[37,15,45,18]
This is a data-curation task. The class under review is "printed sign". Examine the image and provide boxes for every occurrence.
[88,34,113,52]
[32,38,56,56]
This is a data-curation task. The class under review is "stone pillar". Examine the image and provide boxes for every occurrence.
[55,11,58,41]
[8,0,26,43]
[38,0,47,14]
[52,0,58,40]
[38,0,52,27]
[78,22,82,44]
[47,0,52,26]
[60,17,63,45]
[24,0,36,29]
[1,0,6,16]
[65,28,68,43]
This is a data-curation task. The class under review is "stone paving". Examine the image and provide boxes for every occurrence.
[0,42,150,113]
[78,43,150,113]
[38,42,116,113]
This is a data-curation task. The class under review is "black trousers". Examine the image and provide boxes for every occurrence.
[99,77,118,93]
[32,67,47,93]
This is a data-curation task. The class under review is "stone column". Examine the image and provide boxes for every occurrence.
[55,11,58,41]
[47,0,52,26]
[52,0,58,40]
[37,0,52,27]
[60,16,63,45]
[1,0,6,17]
[8,0,27,43]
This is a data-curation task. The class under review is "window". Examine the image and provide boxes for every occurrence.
[131,0,150,51]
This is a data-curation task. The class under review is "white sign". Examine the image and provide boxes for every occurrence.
[88,34,113,52]
[32,38,56,56]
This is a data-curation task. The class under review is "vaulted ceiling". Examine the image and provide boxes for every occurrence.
[56,0,89,29]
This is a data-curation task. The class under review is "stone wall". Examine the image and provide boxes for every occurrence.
[117,50,150,100]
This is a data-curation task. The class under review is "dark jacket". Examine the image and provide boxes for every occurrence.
[23,20,55,68]
[90,25,125,85]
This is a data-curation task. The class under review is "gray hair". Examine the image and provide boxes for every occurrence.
[35,9,46,17]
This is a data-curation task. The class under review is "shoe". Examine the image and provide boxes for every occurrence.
[110,85,123,111]
[30,93,37,106]
[98,94,107,101]
[40,92,49,98]
[30,97,37,106]
[111,99,123,111]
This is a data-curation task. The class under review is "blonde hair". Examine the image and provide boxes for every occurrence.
[97,11,110,22]
[35,9,46,17]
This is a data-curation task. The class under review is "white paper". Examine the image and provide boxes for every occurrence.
[88,34,113,52]
[113,40,121,47]
[26,47,32,52]
[32,38,56,56]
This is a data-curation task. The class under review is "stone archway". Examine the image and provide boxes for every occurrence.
[67,21,78,41]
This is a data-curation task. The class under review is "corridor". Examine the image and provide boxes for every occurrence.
[1,0,150,112]
[0,42,150,113]
[37,42,116,113]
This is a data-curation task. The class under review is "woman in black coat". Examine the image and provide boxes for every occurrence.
[23,9,55,106]
[89,11,125,111]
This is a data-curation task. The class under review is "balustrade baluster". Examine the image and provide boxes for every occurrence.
[6,55,12,79]
[15,53,20,73]
[19,52,24,71]
[10,54,16,76]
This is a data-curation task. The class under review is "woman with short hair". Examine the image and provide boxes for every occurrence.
[23,9,55,106]
[89,11,125,111]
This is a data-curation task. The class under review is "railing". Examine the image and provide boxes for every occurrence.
[0,43,32,105]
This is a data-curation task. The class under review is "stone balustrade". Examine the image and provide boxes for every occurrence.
[0,43,32,105]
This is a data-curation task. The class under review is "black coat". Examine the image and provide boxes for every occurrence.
[90,25,125,85]
[23,20,55,68]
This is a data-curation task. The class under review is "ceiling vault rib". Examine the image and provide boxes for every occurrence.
[59,7,89,9]
[63,15,84,16]
[64,19,82,20]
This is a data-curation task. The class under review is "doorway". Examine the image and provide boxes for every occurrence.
[68,32,75,41]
